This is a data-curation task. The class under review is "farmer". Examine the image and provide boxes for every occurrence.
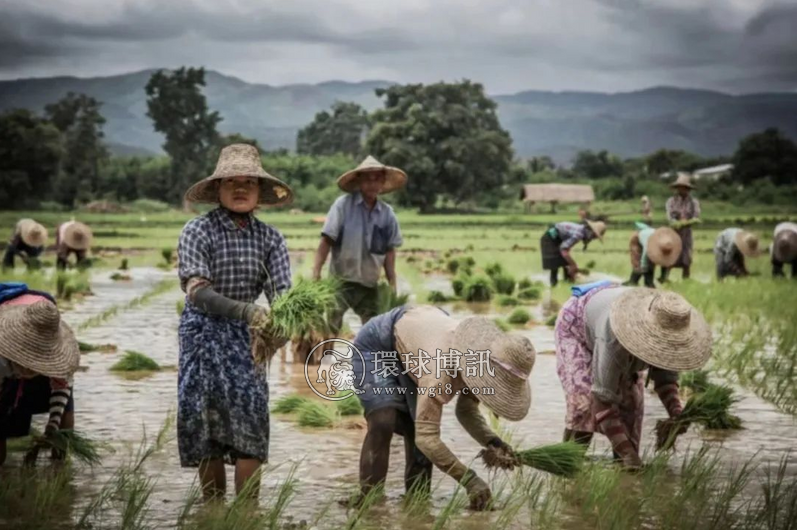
[555,283,711,469]
[771,222,797,278]
[640,196,652,223]
[713,228,762,280]
[540,220,606,286]
[660,173,700,282]
[312,156,405,333]
[177,144,294,501]
[2,219,47,270]
[55,220,93,270]
[625,223,682,288]
[348,305,535,510]
[0,283,80,467]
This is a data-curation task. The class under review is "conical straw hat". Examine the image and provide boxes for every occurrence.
[670,172,695,189]
[734,230,763,258]
[773,230,797,263]
[62,221,93,251]
[586,220,606,242]
[184,144,294,206]
[610,289,712,372]
[646,227,682,267]
[17,219,48,247]
[0,301,80,378]
[337,156,408,194]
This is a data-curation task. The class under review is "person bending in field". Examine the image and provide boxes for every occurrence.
[713,228,762,280]
[540,219,606,287]
[771,222,797,279]
[2,219,47,270]
[55,220,93,270]
[625,223,681,288]
[0,283,80,466]
[348,305,536,511]
[555,282,711,470]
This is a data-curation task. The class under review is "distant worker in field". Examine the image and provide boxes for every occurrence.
[640,195,652,223]
[626,223,681,288]
[713,228,763,280]
[555,283,711,470]
[55,220,93,270]
[771,222,797,279]
[660,173,700,282]
[541,219,606,287]
[312,156,406,333]
[2,219,47,270]
[0,283,80,467]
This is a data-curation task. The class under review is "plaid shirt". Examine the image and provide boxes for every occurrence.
[178,208,292,304]
[555,222,588,251]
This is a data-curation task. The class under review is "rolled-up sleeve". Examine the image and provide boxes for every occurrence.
[264,231,292,303]
[178,221,212,293]
[321,197,345,243]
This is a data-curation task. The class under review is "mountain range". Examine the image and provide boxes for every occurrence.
[1,69,796,163]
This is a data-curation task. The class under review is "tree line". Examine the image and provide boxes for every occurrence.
[2,66,796,212]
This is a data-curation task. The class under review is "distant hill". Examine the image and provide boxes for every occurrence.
[1,70,795,162]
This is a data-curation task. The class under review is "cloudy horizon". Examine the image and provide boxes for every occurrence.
[1,0,796,94]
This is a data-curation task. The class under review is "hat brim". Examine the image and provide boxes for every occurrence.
[670,182,695,189]
[734,231,763,258]
[773,232,797,263]
[19,221,47,247]
[646,227,682,268]
[337,166,407,194]
[185,175,295,207]
[0,305,80,378]
[609,290,712,372]
[63,223,92,251]
[586,220,605,243]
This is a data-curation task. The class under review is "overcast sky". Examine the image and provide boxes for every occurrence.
[1,0,795,94]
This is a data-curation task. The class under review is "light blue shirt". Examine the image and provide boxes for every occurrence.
[322,192,403,287]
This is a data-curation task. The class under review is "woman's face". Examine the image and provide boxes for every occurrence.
[219,176,260,213]
[358,171,386,201]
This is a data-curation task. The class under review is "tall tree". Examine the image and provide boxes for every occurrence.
[145,67,222,204]
[45,92,108,206]
[365,81,513,212]
[0,110,63,209]
[572,150,624,179]
[732,128,797,186]
[296,101,369,157]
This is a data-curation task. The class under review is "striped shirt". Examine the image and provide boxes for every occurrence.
[554,222,589,251]
[178,208,292,304]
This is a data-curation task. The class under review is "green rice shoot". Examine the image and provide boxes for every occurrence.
[680,370,710,394]
[336,396,364,416]
[508,308,531,325]
[110,351,161,372]
[296,402,337,428]
[258,277,342,340]
[272,394,312,414]
[31,429,105,466]
[516,442,585,477]
[376,281,409,314]
[680,384,742,430]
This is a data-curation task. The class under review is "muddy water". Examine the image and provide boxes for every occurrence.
[17,268,797,528]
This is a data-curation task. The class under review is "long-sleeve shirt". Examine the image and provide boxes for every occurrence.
[554,222,589,251]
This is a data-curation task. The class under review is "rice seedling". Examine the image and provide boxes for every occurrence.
[491,272,516,295]
[446,259,460,274]
[451,276,467,297]
[657,384,742,450]
[0,466,74,528]
[28,429,105,467]
[518,278,533,290]
[493,318,511,332]
[337,396,364,416]
[485,262,505,278]
[427,290,452,303]
[77,278,178,331]
[297,401,337,428]
[514,442,585,477]
[680,370,710,393]
[497,295,519,306]
[343,483,386,530]
[464,275,493,302]
[432,483,468,530]
[376,281,409,314]
[120,257,129,270]
[110,272,132,281]
[586,260,597,269]
[518,286,542,301]
[508,308,531,325]
[161,247,174,264]
[111,350,161,372]
[78,341,117,353]
[272,394,311,414]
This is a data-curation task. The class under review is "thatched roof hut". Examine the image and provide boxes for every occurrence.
[520,184,594,203]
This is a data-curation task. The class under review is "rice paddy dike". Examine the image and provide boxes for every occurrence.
[2,203,797,529]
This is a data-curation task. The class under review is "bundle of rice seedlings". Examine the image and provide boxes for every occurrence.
[78,342,117,353]
[376,281,409,314]
[493,318,511,332]
[656,384,742,450]
[446,259,461,274]
[119,258,129,271]
[680,370,710,394]
[508,308,531,325]
[296,402,337,428]
[452,276,467,297]
[110,351,161,372]
[482,441,584,477]
[518,287,542,301]
[31,429,104,466]
[337,396,364,416]
[485,262,505,278]
[492,272,516,295]
[110,272,131,281]
[464,275,493,302]
[272,394,311,414]
[427,291,451,303]
[586,260,596,269]
[26,258,43,271]
[518,278,533,290]
[161,247,174,264]
[497,295,520,307]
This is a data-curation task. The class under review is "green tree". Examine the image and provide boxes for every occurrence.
[365,81,513,212]
[45,92,108,206]
[572,150,624,179]
[296,101,369,157]
[0,110,63,209]
[732,128,797,186]
[645,149,702,176]
[145,67,222,204]
[527,156,555,173]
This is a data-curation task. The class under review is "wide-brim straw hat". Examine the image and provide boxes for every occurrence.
[610,289,712,372]
[670,172,695,189]
[452,317,535,421]
[734,230,763,258]
[774,230,797,263]
[184,144,294,206]
[337,156,408,194]
[18,219,48,247]
[63,221,93,251]
[647,227,682,268]
[0,301,80,378]
[586,220,606,242]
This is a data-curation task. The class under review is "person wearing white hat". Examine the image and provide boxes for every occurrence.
[555,283,711,469]
[771,222,797,279]
[2,219,47,270]
[714,228,763,280]
[177,143,294,501]
[312,156,406,334]
[347,305,535,510]
[541,220,607,286]
[640,196,652,224]
[0,284,80,466]
[661,173,701,282]
[55,219,93,270]
[626,223,682,288]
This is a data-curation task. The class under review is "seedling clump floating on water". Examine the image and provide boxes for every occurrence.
[508,308,531,325]
[110,351,161,372]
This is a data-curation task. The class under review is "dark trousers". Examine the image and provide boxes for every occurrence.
[773,258,797,278]
[628,269,655,288]
[329,281,378,334]
[56,248,87,270]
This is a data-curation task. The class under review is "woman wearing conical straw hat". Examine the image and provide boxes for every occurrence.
[661,172,701,282]
[625,223,682,288]
[346,305,535,510]
[555,282,711,469]
[177,144,294,501]
[2,219,48,270]
[0,284,80,466]
[55,219,93,270]
[540,219,607,287]
[771,222,797,279]
[714,227,763,280]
